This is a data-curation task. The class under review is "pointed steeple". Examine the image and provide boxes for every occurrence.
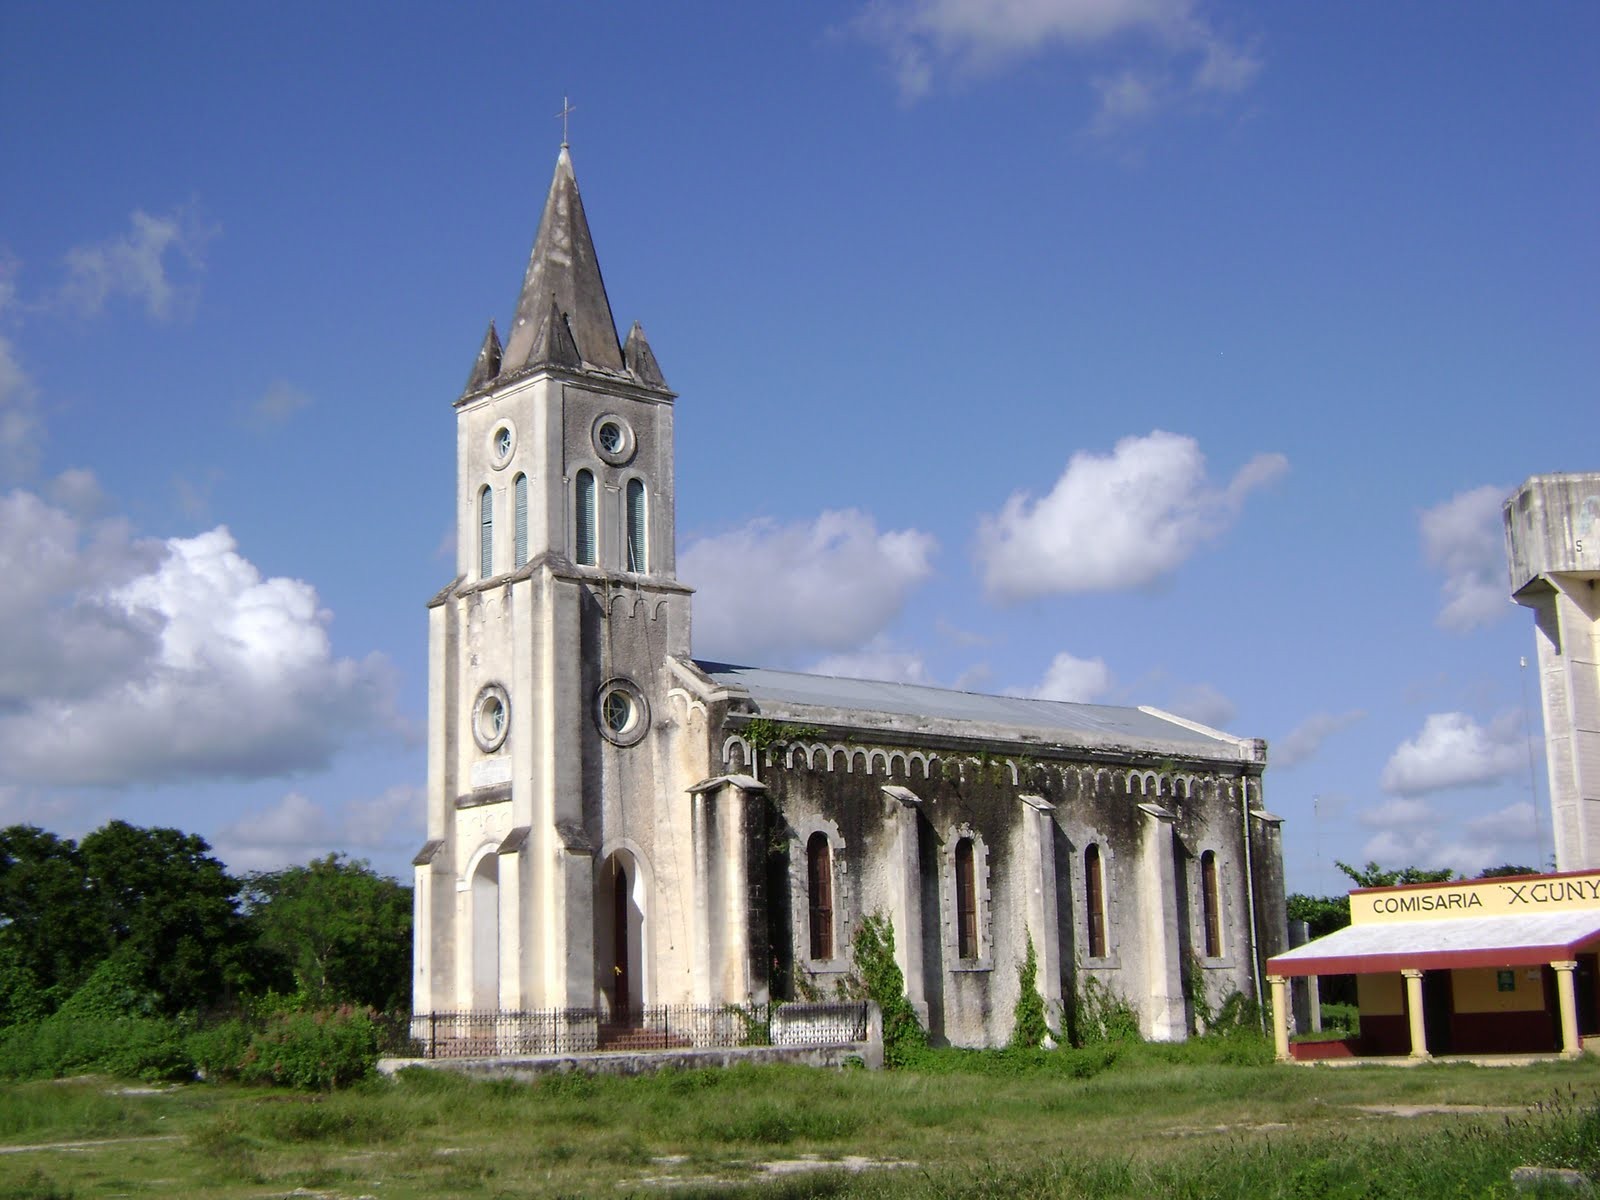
[529,296,583,370]
[464,319,502,393]
[501,146,624,374]
[622,321,669,390]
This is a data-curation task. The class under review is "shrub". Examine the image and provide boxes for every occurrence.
[0,1014,194,1083]
[95,1019,194,1082]
[236,1006,381,1090]
[187,1018,254,1082]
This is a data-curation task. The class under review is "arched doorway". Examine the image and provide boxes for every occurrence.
[470,851,499,1010]
[597,850,645,1019]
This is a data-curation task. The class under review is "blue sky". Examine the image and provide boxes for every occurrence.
[0,2,1594,894]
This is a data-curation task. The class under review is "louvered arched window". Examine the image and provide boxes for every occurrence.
[575,470,596,566]
[513,474,529,568]
[1085,844,1107,958]
[478,486,493,578]
[955,837,978,959]
[626,478,647,572]
[1201,850,1222,957]
[807,832,834,961]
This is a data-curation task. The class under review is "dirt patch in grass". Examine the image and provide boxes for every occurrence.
[761,1154,917,1176]
[1355,1103,1526,1118]
[0,1134,182,1154]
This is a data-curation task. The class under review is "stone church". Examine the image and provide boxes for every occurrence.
[411,145,1288,1048]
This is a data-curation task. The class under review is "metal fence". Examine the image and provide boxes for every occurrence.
[406,1001,871,1060]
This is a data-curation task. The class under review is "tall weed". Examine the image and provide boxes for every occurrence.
[0,1169,74,1200]
[0,1081,157,1140]
[0,1015,193,1083]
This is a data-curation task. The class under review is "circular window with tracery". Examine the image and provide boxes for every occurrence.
[595,678,648,746]
[489,422,515,469]
[472,684,510,752]
[591,414,636,466]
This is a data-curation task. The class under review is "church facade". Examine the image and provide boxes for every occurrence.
[412,147,1288,1048]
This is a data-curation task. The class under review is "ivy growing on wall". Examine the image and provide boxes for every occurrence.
[1066,973,1141,1046]
[850,913,926,1068]
[741,718,826,760]
[1184,950,1213,1032]
[1009,935,1049,1050]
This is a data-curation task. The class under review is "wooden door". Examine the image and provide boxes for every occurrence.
[612,865,630,1019]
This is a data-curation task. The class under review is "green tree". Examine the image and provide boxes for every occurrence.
[1334,860,1455,888]
[0,821,252,1021]
[0,826,104,1021]
[1286,893,1351,940]
[243,854,412,1010]
[78,820,252,1013]
[1478,864,1540,879]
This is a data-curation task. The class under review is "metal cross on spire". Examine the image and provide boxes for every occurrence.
[557,96,576,148]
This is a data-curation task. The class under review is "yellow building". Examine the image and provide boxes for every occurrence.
[1266,871,1600,1061]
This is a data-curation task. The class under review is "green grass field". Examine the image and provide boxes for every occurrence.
[2,1043,1597,1199]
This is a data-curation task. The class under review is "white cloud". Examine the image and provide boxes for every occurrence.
[0,325,40,482]
[0,486,163,706]
[934,617,991,648]
[57,207,217,321]
[48,467,106,514]
[0,782,109,835]
[852,0,1260,119]
[1194,34,1260,93]
[1358,801,1541,877]
[976,430,1286,601]
[1464,802,1539,844]
[1357,797,1434,831]
[1089,69,1163,135]
[1164,681,1235,729]
[213,784,423,875]
[810,640,935,685]
[216,792,336,872]
[1274,709,1366,769]
[1380,711,1527,797]
[683,509,936,662]
[1018,650,1113,702]
[1420,485,1510,632]
[0,503,399,787]
[173,469,224,520]
[245,381,311,431]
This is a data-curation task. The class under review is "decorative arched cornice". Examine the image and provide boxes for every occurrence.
[667,687,707,725]
[604,592,670,622]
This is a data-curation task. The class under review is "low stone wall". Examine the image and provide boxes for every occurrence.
[379,1039,882,1080]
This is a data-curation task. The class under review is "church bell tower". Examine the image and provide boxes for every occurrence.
[413,145,694,1017]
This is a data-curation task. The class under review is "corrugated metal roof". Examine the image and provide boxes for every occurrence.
[693,660,1231,749]
[1268,910,1600,976]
